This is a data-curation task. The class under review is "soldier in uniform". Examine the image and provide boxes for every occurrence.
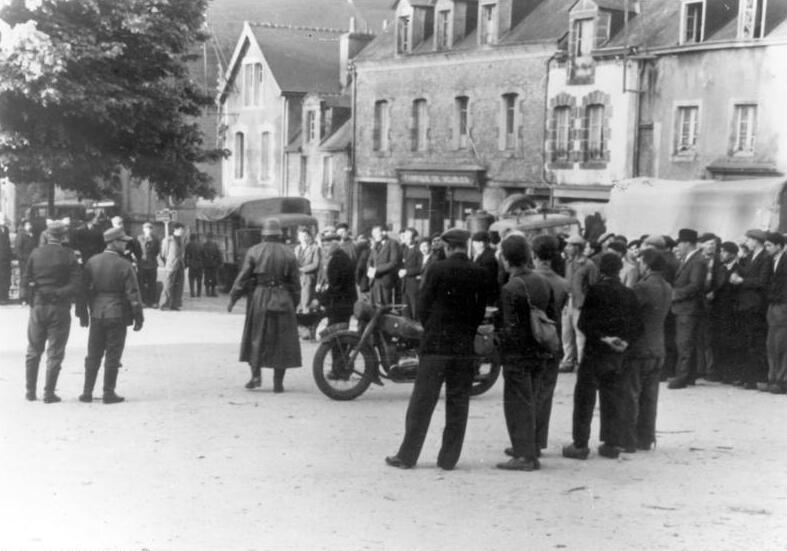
[79,227,144,404]
[385,228,487,471]
[21,221,87,402]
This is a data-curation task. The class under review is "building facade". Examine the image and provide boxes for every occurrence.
[352,0,573,237]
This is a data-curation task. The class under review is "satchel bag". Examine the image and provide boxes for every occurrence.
[474,323,498,358]
[514,276,560,355]
[265,286,293,313]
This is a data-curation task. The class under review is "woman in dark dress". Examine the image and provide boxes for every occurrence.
[228,219,302,393]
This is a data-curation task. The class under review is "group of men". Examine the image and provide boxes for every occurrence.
[382,221,787,471]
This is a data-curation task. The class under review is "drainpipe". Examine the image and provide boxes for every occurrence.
[349,61,358,232]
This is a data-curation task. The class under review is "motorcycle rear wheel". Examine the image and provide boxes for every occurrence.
[470,356,501,397]
[313,336,376,400]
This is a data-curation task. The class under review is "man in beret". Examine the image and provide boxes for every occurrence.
[563,253,642,460]
[764,232,787,393]
[471,230,500,307]
[21,221,87,402]
[79,227,144,404]
[560,235,599,373]
[386,228,487,471]
[668,228,707,389]
[136,222,161,307]
[398,227,423,319]
[710,241,744,384]
[729,229,771,389]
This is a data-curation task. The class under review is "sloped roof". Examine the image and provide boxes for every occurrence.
[249,24,343,94]
[320,119,352,151]
[202,0,393,91]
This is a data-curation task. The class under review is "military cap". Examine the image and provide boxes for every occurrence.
[441,228,470,247]
[677,228,698,243]
[765,232,785,246]
[261,218,282,237]
[103,227,132,243]
[745,229,767,243]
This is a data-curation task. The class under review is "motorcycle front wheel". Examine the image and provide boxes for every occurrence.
[312,335,376,400]
[470,356,501,397]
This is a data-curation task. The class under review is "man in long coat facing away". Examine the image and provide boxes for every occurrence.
[228,218,301,393]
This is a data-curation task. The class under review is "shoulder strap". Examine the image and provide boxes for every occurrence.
[513,274,535,309]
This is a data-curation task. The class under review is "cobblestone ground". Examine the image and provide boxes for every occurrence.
[1,296,786,551]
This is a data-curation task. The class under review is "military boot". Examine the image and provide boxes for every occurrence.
[273,369,285,393]
[79,366,100,403]
[43,368,61,404]
[25,364,39,401]
[102,367,125,404]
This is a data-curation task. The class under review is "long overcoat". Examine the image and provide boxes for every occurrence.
[231,240,302,369]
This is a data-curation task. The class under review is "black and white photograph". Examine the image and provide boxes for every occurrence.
[1,0,786,549]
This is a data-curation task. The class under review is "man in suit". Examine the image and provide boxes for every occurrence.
[563,253,642,460]
[159,222,185,311]
[367,225,401,307]
[764,232,787,393]
[711,242,744,384]
[471,230,500,307]
[398,227,423,319]
[136,222,161,307]
[80,227,144,404]
[317,230,357,326]
[730,229,771,389]
[336,223,357,265]
[72,213,105,264]
[386,229,487,471]
[620,249,672,452]
[668,228,707,389]
[696,233,726,381]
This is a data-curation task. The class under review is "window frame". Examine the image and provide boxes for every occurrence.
[234,131,245,179]
[307,110,318,144]
[373,100,389,152]
[586,104,606,161]
[411,98,428,152]
[732,103,757,156]
[553,106,571,162]
[398,15,411,53]
[480,3,497,45]
[572,17,594,57]
[673,104,700,156]
[502,93,518,150]
[455,95,469,149]
[738,0,767,39]
[436,9,451,50]
[322,155,335,199]
[681,1,705,44]
[260,130,271,180]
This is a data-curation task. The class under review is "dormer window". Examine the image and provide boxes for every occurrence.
[572,18,594,57]
[397,16,411,53]
[681,1,705,44]
[480,3,497,45]
[436,9,451,50]
[738,0,766,39]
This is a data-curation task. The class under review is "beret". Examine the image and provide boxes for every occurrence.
[745,229,768,243]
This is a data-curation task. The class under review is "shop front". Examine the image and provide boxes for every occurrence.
[398,165,485,238]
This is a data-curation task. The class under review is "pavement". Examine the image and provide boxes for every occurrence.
[1,295,786,551]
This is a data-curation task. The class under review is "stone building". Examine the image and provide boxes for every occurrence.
[352,0,572,237]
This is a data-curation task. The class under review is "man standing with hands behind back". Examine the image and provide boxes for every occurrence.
[386,228,487,471]
[80,227,144,404]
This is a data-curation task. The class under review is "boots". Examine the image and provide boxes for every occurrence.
[43,367,61,404]
[245,366,262,389]
[79,366,99,403]
[102,367,125,404]
[273,369,285,393]
[25,364,39,401]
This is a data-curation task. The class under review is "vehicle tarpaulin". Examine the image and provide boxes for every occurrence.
[195,196,311,224]
[605,177,787,241]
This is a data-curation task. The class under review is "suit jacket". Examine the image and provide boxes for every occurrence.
[579,276,643,359]
[137,234,161,270]
[322,248,357,312]
[671,249,707,316]
[368,237,401,290]
[84,250,143,323]
[401,244,423,279]
[184,241,204,270]
[768,252,787,305]
[629,272,672,358]
[0,226,11,266]
[160,235,184,271]
[72,225,105,263]
[738,248,771,313]
[474,247,500,306]
[418,252,487,356]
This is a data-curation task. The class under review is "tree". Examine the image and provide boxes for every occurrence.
[0,0,225,210]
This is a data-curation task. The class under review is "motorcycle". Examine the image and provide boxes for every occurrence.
[312,300,501,401]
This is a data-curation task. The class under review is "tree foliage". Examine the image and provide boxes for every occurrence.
[0,0,225,201]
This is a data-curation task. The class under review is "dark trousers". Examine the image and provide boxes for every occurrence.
[159,268,184,309]
[25,303,71,394]
[571,353,624,448]
[138,267,158,306]
[711,309,742,383]
[674,314,700,384]
[620,356,662,449]
[662,312,677,379]
[371,279,394,307]
[402,278,420,319]
[188,267,203,297]
[535,356,560,449]
[203,267,218,295]
[502,358,545,460]
[396,354,474,469]
[694,313,716,378]
[0,264,10,301]
[84,318,127,394]
[740,309,768,384]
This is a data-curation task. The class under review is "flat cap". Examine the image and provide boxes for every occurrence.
[45,220,68,238]
[103,227,132,243]
[643,235,666,249]
[720,241,739,255]
[698,232,717,243]
[765,232,785,246]
[321,230,341,242]
[566,235,586,246]
[677,228,698,243]
[471,230,490,243]
[441,228,470,247]
[745,229,768,243]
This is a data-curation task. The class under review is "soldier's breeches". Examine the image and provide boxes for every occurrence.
[25,304,71,386]
[85,318,128,372]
